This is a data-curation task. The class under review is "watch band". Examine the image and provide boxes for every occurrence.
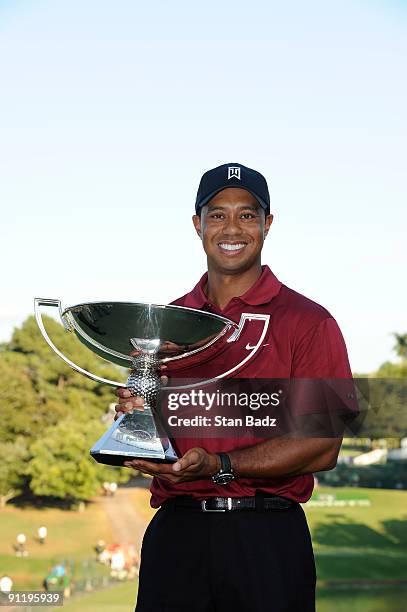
[218,452,232,473]
[211,452,235,485]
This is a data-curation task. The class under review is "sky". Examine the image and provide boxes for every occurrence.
[0,0,406,373]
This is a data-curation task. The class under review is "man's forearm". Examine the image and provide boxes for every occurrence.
[228,437,342,479]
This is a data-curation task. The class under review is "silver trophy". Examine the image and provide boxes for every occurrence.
[34,299,270,466]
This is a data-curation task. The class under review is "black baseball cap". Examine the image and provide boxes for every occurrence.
[195,162,270,216]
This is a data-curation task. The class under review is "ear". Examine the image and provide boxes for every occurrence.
[263,214,274,239]
[192,214,202,239]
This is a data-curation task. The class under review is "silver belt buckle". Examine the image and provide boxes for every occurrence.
[201,497,233,512]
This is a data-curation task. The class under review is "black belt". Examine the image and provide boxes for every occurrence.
[164,494,297,512]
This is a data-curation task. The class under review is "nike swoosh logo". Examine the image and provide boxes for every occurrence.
[245,343,270,350]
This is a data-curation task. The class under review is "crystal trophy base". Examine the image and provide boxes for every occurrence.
[90,409,178,466]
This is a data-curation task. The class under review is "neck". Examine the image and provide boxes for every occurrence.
[205,264,263,310]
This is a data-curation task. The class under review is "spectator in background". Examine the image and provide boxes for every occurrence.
[110,545,126,579]
[109,482,117,496]
[38,526,47,545]
[103,481,118,496]
[44,564,71,597]
[14,533,27,557]
[102,482,110,496]
[0,575,13,592]
[94,540,107,563]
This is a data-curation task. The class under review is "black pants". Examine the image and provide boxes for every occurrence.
[135,500,316,612]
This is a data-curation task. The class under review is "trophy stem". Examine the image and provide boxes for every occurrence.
[127,354,161,410]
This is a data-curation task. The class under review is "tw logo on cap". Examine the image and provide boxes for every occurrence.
[227,166,241,180]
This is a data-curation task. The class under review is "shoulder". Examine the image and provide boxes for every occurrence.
[277,284,333,329]
[275,284,349,359]
[170,293,190,307]
[277,287,351,376]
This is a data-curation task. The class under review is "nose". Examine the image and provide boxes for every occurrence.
[222,213,243,237]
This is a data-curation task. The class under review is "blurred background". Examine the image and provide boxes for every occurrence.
[0,1,406,610]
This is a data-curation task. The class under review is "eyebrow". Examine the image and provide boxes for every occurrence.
[206,204,260,212]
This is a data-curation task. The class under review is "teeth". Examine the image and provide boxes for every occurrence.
[219,243,246,251]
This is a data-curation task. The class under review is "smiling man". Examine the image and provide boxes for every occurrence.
[116,162,352,612]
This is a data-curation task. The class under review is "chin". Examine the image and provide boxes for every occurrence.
[212,257,256,275]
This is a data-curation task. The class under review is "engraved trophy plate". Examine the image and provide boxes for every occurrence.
[34,299,239,466]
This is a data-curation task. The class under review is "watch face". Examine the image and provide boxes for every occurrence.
[213,473,234,485]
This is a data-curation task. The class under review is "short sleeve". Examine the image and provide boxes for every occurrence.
[292,317,352,378]
[288,318,358,430]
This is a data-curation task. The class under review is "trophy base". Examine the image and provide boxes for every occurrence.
[90,450,177,466]
[90,412,179,466]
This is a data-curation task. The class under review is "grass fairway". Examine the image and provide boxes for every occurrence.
[0,501,113,589]
[304,486,407,582]
[55,581,137,611]
[53,583,407,612]
[1,485,405,610]
[129,487,156,522]
[316,586,407,612]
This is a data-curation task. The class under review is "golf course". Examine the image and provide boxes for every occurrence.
[1,484,406,611]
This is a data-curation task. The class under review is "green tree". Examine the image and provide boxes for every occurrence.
[376,332,407,379]
[393,333,407,360]
[0,352,42,442]
[0,315,131,503]
[26,419,127,504]
[8,315,122,398]
[351,331,407,438]
[0,315,123,442]
[0,438,29,507]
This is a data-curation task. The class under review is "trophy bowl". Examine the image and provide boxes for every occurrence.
[34,299,236,465]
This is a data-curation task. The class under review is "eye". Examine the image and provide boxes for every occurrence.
[240,212,257,219]
[209,213,225,220]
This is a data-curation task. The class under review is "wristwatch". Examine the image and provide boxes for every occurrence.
[211,452,235,485]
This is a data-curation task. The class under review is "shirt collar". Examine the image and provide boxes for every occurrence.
[182,265,282,309]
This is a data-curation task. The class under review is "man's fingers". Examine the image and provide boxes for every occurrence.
[173,449,201,472]
[123,456,204,483]
[159,364,168,386]
[123,461,182,483]
[114,399,145,420]
[124,462,155,477]
[117,396,144,406]
[115,396,144,410]
[116,388,131,398]
[114,402,142,411]
[124,459,175,475]
[114,403,138,413]
[115,388,146,405]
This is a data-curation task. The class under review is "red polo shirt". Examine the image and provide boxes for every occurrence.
[150,265,352,508]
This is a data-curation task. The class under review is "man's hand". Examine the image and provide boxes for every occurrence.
[114,371,168,420]
[114,388,145,420]
[123,448,221,484]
